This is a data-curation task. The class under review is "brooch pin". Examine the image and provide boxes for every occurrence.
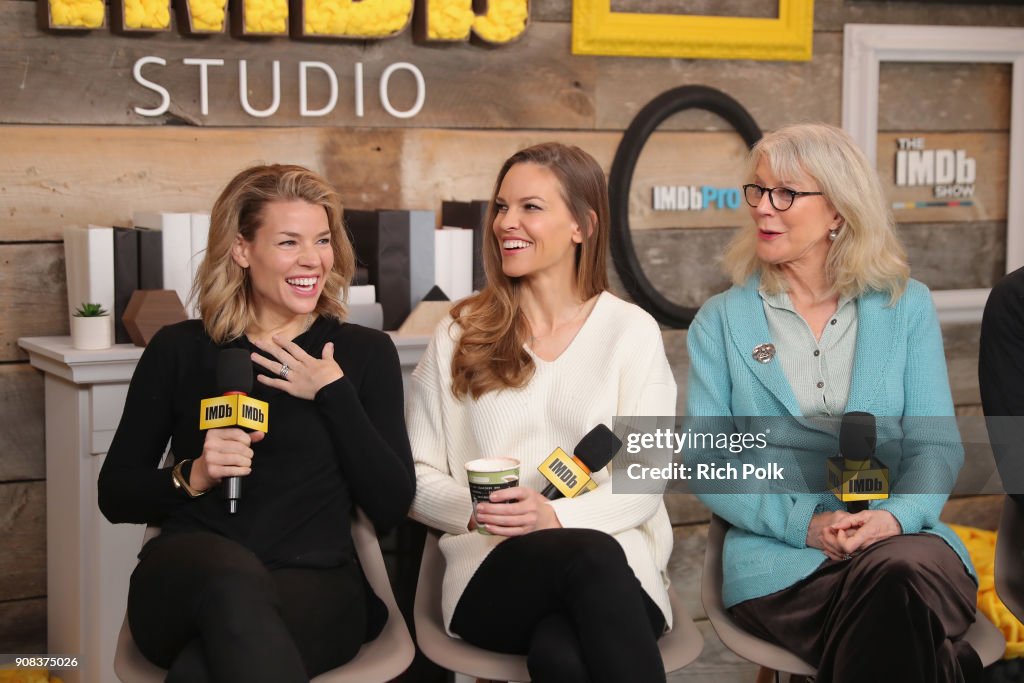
[752,343,776,364]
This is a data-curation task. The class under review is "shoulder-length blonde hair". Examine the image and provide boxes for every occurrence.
[723,122,909,303]
[194,164,356,344]
[450,143,610,400]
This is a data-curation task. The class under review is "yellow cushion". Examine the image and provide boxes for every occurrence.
[950,524,1024,659]
[0,671,64,683]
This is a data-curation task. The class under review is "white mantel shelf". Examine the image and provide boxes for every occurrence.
[19,337,145,384]
[389,333,431,370]
[19,334,429,382]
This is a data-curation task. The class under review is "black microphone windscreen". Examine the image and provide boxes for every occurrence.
[217,348,253,395]
[574,424,623,472]
[839,411,876,460]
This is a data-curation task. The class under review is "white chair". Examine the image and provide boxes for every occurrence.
[113,508,414,683]
[413,529,704,681]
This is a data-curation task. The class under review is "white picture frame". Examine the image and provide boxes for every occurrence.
[842,24,1024,323]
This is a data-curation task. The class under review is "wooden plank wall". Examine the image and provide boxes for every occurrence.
[1,0,1022,670]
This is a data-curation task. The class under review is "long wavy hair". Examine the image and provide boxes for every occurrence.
[723,122,909,304]
[194,164,356,344]
[450,143,610,399]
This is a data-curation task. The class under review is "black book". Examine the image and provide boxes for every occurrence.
[136,227,164,290]
[112,227,140,344]
[422,285,450,302]
[346,209,411,330]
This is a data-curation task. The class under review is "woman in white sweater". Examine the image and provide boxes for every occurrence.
[407,142,677,682]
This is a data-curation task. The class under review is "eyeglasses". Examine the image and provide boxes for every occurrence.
[742,184,823,211]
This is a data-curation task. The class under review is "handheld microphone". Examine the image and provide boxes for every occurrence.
[827,411,888,513]
[199,348,269,514]
[539,424,623,500]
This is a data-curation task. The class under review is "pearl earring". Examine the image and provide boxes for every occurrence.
[828,229,839,241]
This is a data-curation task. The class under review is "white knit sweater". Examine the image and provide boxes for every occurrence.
[407,292,677,633]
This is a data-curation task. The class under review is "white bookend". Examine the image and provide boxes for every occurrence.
[408,210,436,308]
[188,213,210,318]
[434,228,454,301]
[348,285,377,305]
[346,303,384,330]
[132,211,193,317]
[446,228,474,302]
[64,225,115,338]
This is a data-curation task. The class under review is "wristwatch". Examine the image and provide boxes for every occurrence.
[171,459,207,498]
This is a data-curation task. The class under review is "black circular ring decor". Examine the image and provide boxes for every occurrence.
[609,85,763,329]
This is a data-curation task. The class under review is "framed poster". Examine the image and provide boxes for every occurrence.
[842,23,1024,322]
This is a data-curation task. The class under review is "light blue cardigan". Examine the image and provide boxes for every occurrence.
[686,275,975,608]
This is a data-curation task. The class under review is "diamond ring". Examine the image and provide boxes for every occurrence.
[279,363,291,379]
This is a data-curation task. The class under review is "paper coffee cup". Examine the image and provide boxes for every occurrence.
[465,457,520,534]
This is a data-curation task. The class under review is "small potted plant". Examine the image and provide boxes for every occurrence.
[71,302,113,350]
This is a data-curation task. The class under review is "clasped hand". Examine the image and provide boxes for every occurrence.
[472,487,562,536]
[250,336,343,400]
[806,509,902,561]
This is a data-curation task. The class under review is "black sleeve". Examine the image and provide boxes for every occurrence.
[314,332,415,533]
[980,267,1024,503]
[981,269,1024,416]
[98,327,187,524]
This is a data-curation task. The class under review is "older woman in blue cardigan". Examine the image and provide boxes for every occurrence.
[687,123,979,683]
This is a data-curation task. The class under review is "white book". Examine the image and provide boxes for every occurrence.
[346,303,384,330]
[348,285,376,305]
[434,229,454,301]
[408,210,436,307]
[132,211,193,317]
[188,213,210,318]
[441,227,473,302]
[64,225,115,338]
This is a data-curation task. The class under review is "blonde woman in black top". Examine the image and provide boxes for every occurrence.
[99,165,414,682]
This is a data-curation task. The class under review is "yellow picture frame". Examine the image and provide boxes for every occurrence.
[572,0,813,61]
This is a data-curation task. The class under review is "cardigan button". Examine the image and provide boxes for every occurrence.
[816,381,825,389]
[813,350,820,357]
[830,319,837,325]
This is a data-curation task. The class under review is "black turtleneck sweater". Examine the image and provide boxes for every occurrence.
[98,316,415,569]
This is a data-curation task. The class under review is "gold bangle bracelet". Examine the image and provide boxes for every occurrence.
[172,459,208,498]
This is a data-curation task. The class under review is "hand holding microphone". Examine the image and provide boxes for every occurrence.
[197,348,269,514]
[191,428,265,493]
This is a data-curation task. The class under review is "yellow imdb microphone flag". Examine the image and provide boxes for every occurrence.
[538,448,591,498]
[200,395,269,432]
[827,458,889,503]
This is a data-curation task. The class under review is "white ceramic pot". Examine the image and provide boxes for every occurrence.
[71,315,113,350]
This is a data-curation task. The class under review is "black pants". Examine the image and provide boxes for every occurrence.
[729,534,980,683]
[450,528,667,683]
[128,531,377,683]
